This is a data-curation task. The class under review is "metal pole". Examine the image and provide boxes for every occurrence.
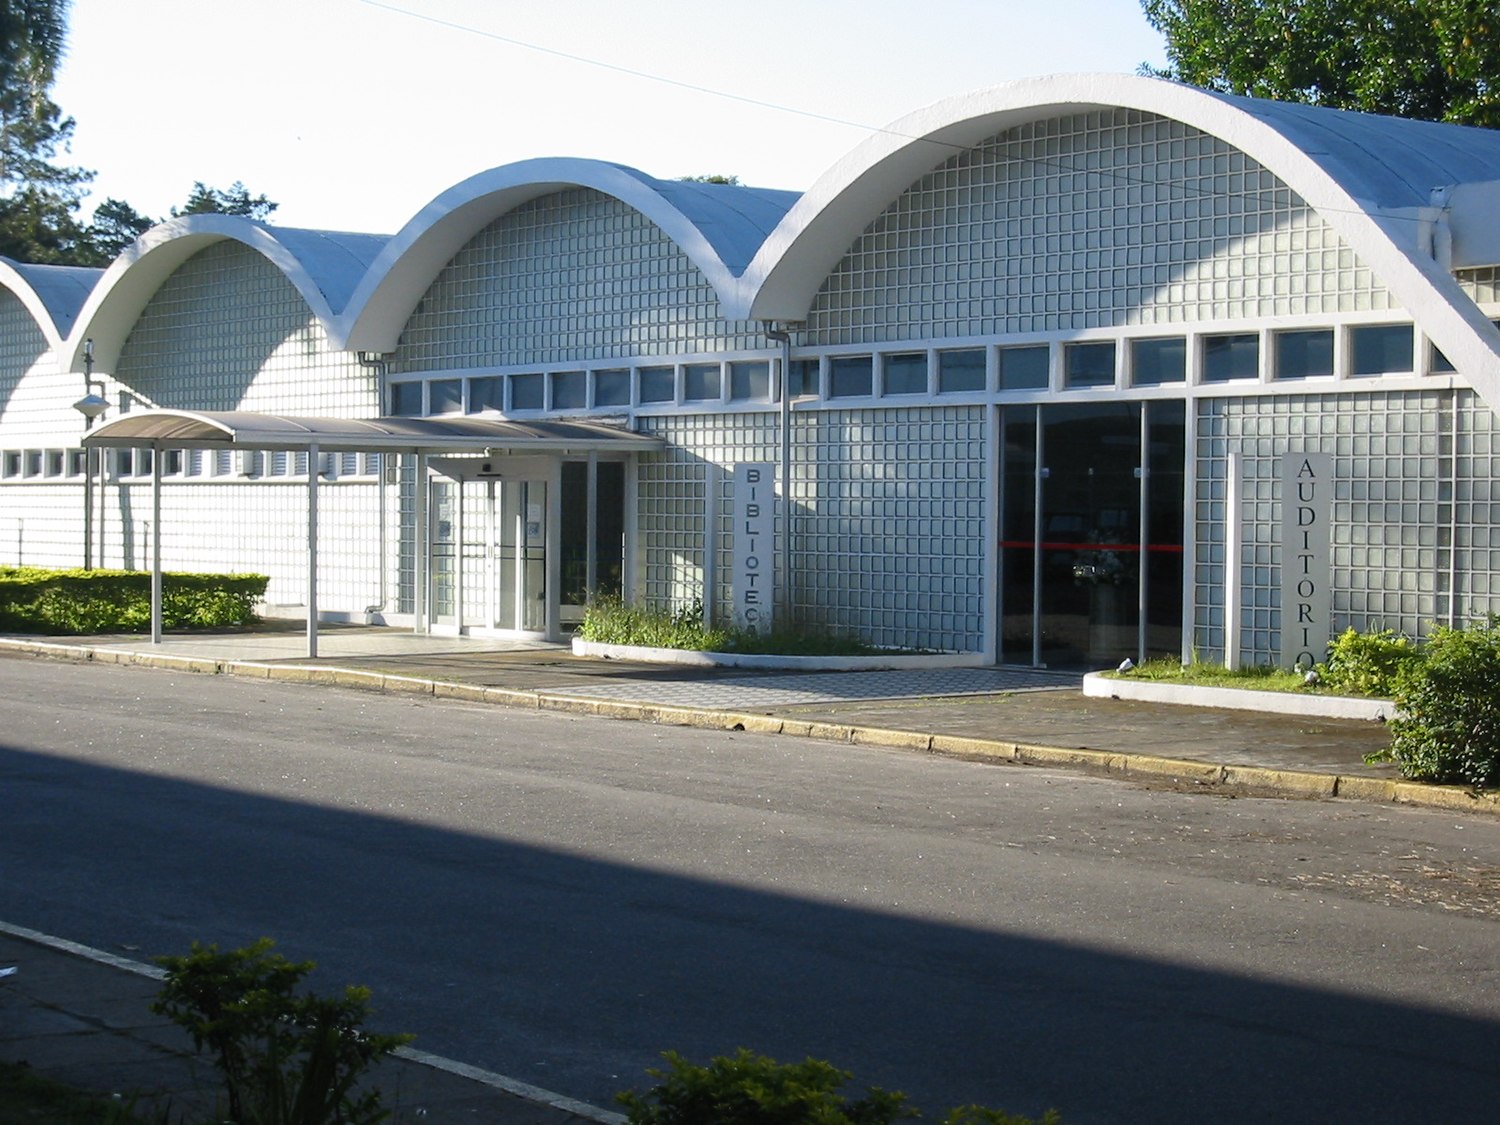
[150,446,162,644]
[83,448,94,569]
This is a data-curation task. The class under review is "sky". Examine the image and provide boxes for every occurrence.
[50,0,1169,236]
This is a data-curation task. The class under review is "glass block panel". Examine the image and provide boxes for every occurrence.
[510,372,543,410]
[594,368,630,406]
[684,363,721,401]
[829,355,874,398]
[1203,334,1259,382]
[390,381,423,415]
[1276,329,1334,379]
[1064,341,1115,388]
[551,370,586,409]
[1131,337,1186,385]
[999,345,1050,390]
[429,378,462,414]
[938,348,986,393]
[883,351,928,395]
[639,366,675,403]
[1351,324,1414,376]
[729,361,770,401]
[469,376,504,412]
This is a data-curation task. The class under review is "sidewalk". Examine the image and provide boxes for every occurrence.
[4,623,1475,806]
[1,624,1495,1122]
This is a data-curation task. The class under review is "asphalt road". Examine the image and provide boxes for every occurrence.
[3,654,1499,1123]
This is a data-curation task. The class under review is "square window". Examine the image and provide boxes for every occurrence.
[938,348,986,393]
[2,451,20,477]
[829,355,873,398]
[389,381,423,415]
[1131,337,1186,385]
[1064,341,1115,388]
[429,378,462,414]
[788,359,820,397]
[883,352,927,395]
[594,369,630,406]
[510,373,543,410]
[1202,333,1259,382]
[1276,329,1334,379]
[551,370,586,409]
[639,366,675,403]
[684,363,720,401]
[999,345,1050,390]
[45,450,64,476]
[1351,324,1413,376]
[469,376,504,412]
[729,361,770,401]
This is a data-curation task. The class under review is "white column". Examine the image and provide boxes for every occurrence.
[307,443,320,659]
[1224,451,1243,671]
[413,453,428,634]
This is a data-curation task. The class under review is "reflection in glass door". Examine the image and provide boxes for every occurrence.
[999,402,1184,668]
[430,479,458,628]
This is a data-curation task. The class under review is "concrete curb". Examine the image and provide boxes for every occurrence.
[5,637,1496,818]
[571,637,983,670]
[1082,670,1395,721]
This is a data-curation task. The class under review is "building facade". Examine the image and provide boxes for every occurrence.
[3,74,1500,668]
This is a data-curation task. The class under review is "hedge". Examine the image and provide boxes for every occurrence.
[0,566,268,634]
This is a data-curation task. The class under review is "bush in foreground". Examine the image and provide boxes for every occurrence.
[152,938,411,1125]
[617,1048,1060,1125]
[1370,616,1500,788]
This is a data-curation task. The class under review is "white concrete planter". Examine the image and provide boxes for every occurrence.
[571,636,984,671]
[1083,671,1395,721]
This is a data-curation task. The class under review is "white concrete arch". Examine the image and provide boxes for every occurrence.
[338,157,758,354]
[742,73,1500,413]
[63,215,347,376]
[0,259,98,352]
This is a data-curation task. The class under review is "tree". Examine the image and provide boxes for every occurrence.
[679,174,741,185]
[0,0,93,262]
[1141,0,1500,127]
[171,180,278,221]
[76,195,154,262]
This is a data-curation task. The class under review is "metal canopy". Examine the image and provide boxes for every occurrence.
[81,409,663,453]
[79,409,660,659]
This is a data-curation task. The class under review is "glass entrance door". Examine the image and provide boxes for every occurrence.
[999,402,1184,668]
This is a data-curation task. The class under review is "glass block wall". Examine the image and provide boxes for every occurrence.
[390,188,763,372]
[637,412,779,616]
[639,406,988,653]
[0,290,74,441]
[805,108,1395,345]
[116,241,376,415]
[1192,388,1500,664]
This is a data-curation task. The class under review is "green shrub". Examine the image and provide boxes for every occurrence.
[0,567,266,633]
[152,938,412,1125]
[1370,616,1500,788]
[579,596,884,657]
[616,1049,1059,1125]
[1321,627,1420,697]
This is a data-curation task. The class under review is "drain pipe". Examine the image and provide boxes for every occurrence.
[763,323,801,627]
[357,351,392,622]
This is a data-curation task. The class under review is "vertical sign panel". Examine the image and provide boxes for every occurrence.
[733,463,775,633]
[1281,451,1333,669]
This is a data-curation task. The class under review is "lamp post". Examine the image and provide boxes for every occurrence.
[72,339,107,570]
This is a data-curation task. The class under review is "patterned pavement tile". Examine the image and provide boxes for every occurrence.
[537,667,1081,709]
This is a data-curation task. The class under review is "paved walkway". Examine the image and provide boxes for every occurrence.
[2,623,1495,1123]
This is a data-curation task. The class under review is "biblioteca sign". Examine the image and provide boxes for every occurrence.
[732,463,775,633]
[1281,452,1332,669]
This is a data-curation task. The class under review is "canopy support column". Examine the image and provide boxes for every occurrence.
[151,447,163,644]
[413,453,428,634]
[307,442,320,659]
